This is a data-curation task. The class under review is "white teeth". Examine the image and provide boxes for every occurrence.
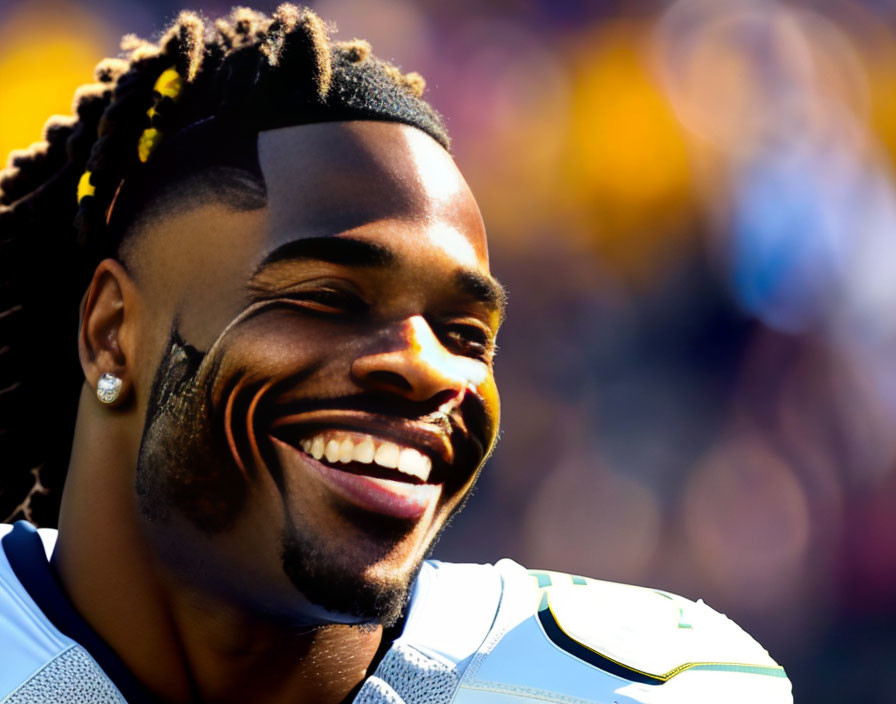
[299,432,433,482]
[398,448,432,482]
[354,438,375,463]
[325,439,341,463]
[374,442,400,469]
[338,438,354,463]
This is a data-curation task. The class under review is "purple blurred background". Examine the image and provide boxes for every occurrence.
[5,0,896,700]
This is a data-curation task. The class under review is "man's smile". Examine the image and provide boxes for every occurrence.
[299,430,433,482]
[271,433,441,520]
[266,406,480,520]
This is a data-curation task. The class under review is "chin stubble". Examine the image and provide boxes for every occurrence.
[279,525,421,628]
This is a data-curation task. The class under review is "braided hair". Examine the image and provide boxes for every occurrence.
[0,5,449,527]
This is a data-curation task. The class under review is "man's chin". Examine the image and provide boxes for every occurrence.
[279,529,422,628]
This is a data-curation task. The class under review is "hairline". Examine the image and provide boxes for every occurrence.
[117,119,453,254]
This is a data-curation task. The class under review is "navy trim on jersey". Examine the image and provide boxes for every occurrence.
[536,591,663,686]
[2,521,159,704]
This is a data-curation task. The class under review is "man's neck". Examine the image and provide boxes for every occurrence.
[54,536,384,703]
[133,585,384,704]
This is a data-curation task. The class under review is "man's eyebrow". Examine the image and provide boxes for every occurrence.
[253,236,396,277]
[252,235,507,322]
[455,270,508,323]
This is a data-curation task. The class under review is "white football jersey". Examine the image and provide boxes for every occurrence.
[0,522,792,703]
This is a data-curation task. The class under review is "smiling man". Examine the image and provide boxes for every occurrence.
[0,6,791,704]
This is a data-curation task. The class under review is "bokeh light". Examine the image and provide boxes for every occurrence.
[0,1,112,164]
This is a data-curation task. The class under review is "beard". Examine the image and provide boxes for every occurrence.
[279,524,421,628]
[134,325,426,626]
[135,329,247,532]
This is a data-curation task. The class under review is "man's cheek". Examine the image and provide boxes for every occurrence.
[206,310,328,409]
[197,318,328,492]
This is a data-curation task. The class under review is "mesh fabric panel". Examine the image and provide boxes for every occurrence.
[5,645,126,703]
[354,642,458,704]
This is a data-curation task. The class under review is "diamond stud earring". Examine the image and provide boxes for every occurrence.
[96,372,123,405]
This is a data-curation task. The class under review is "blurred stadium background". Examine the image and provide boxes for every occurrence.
[4,0,896,700]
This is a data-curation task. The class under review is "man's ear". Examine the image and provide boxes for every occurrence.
[79,258,141,405]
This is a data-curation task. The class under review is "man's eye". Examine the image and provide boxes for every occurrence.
[441,324,493,360]
[282,289,367,315]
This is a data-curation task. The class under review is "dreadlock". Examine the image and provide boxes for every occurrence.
[0,5,449,527]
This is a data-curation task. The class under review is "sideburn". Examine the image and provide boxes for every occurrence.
[135,326,249,533]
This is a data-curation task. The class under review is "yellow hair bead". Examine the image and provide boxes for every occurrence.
[153,68,183,100]
[137,128,161,163]
[77,171,95,203]
[138,68,183,160]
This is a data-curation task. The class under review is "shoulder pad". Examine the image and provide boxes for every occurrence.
[451,562,793,704]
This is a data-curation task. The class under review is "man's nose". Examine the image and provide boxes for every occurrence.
[351,316,475,403]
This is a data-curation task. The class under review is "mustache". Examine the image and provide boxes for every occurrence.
[259,374,488,439]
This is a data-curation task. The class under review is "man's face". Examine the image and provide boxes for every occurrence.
[125,122,502,626]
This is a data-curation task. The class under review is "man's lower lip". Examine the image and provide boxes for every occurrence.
[271,438,440,520]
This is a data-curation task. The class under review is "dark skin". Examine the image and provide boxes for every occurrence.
[51,121,503,704]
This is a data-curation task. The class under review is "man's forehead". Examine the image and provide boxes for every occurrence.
[256,121,488,264]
